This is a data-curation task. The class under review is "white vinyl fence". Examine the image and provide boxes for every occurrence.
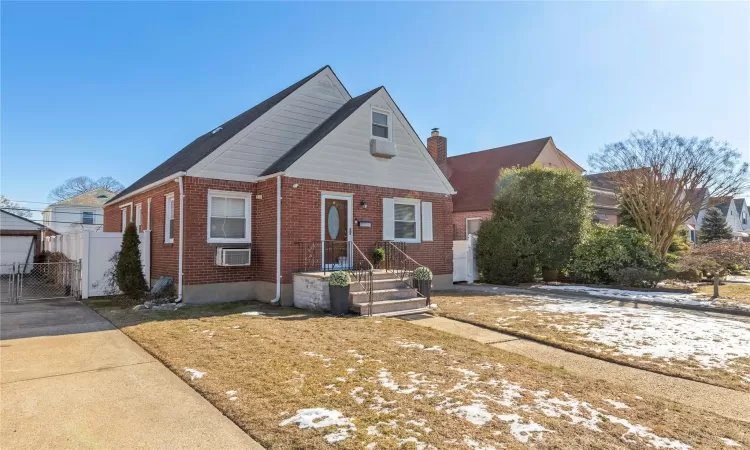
[453,235,477,283]
[45,231,150,298]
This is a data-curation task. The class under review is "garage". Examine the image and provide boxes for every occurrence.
[1,209,44,275]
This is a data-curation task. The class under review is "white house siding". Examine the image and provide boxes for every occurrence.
[284,89,454,195]
[189,68,350,181]
[43,205,104,234]
[1,210,43,231]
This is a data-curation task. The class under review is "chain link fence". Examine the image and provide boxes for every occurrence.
[1,261,81,304]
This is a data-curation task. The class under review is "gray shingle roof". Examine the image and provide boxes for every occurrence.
[107,65,331,204]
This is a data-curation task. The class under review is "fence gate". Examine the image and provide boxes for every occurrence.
[1,261,81,304]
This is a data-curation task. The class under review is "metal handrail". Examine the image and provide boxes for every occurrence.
[383,241,430,305]
[350,242,374,316]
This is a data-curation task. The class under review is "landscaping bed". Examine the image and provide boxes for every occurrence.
[86,298,748,449]
[433,292,750,393]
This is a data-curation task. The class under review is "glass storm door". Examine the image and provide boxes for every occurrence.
[322,195,351,270]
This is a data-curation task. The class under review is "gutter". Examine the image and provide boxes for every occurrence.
[271,175,282,305]
[105,171,187,206]
[176,175,185,303]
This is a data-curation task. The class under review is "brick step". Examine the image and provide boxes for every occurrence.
[351,298,428,315]
[350,288,417,303]
[350,278,407,292]
[370,270,409,281]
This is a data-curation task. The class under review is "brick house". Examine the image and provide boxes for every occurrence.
[424,132,585,240]
[103,66,455,307]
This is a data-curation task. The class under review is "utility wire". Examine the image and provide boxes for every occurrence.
[0,207,104,216]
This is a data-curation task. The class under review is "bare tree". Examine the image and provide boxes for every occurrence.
[677,240,750,297]
[0,195,32,218]
[49,176,124,202]
[589,130,748,256]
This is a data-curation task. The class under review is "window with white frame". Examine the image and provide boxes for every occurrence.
[371,109,390,140]
[466,218,483,236]
[394,199,420,242]
[82,211,94,225]
[165,194,175,243]
[135,204,142,232]
[121,208,127,233]
[207,190,251,243]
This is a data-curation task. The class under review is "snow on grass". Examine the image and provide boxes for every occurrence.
[726,275,750,283]
[447,403,493,425]
[302,352,333,364]
[184,368,205,380]
[721,437,743,447]
[242,311,265,316]
[604,399,630,409]
[537,284,750,310]
[280,408,356,443]
[396,340,444,353]
[515,297,750,371]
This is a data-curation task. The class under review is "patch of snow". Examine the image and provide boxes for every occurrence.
[516,296,750,371]
[231,325,240,329]
[464,435,499,450]
[184,368,205,380]
[229,397,238,401]
[324,428,350,444]
[397,341,445,353]
[302,352,333,364]
[279,409,356,441]
[347,368,356,374]
[468,312,475,316]
[726,275,750,283]
[350,387,367,404]
[429,304,438,309]
[242,311,265,316]
[537,284,750,311]
[226,390,237,396]
[604,399,630,409]
[366,443,377,450]
[721,437,743,447]
[375,369,418,394]
[447,402,493,426]
[496,414,551,443]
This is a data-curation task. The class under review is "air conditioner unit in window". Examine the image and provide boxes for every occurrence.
[215,248,251,266]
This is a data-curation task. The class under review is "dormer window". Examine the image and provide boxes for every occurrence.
[372,109,390,140]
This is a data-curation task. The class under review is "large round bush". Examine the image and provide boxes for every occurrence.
[570,225,664,284]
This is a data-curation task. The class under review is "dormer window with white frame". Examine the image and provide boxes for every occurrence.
[371,108,390,141]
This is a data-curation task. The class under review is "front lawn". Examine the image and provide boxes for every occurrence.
[433,292,750,393]
[696,282,750,307]
[86,298,747,449]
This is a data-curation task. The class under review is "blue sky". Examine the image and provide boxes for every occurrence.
[2,1,748,220]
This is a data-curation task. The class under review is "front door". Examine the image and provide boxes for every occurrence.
[322,194,351,270]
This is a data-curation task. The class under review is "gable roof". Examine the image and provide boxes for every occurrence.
[261,87,382,176]
[734,198,746,214]
[49,188,116,208]
[107,65,332,204]
[0,209,45,230]
[447,137,551,212]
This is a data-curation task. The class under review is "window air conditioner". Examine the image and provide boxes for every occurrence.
[216,248,251,266]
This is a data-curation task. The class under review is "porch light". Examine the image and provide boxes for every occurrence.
[360,200,367,209]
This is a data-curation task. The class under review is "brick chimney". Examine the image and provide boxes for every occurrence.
[427,128,448,175]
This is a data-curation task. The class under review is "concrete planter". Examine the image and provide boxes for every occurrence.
[414,279,432,302]
[329,285,350,316]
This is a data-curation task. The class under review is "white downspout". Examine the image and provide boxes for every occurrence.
[271,175,282,305]
[176,176,185,303]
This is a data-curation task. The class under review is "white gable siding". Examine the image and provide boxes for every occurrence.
[1,210,43,231]
[189,68,350,181]
[284,89,454,194]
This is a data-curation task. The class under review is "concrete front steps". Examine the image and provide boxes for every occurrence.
[349,270,428,316]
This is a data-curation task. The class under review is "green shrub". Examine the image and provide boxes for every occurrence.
[570,225,664,284]
[668,226,692,254]
[675,268,702,282]
[608,267,663,288]
[328,271,350,287]
[413,266,433,281]
[373,248,385,266]
[115,223,148,299]
[476,219,537,285]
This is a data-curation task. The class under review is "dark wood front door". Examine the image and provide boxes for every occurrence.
[323,198,349,268]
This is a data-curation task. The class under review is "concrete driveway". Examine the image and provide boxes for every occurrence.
[0,299,263,449]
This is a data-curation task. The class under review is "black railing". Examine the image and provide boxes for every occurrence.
[382,241,430,305]
[295,240,374,315]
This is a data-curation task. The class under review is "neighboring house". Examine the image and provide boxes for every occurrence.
[42,188,116,234]
[707,197,750,241]
[583,172,620,227]
[424,132,585,240]
[103,66,455,307]
[0,209,46,274]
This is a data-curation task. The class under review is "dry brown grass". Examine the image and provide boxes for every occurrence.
[696,283,750,307]
[433,292,750,394]
[86,299,748,449]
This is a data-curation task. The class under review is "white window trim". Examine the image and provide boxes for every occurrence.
[393,197,421,243]
[164,193,175,244]
[146,198,152,231]
[465,217,482,237]
[135,203,142,232]
[371,106,392,142]
[121,208,127,233]
[207,189,252,244]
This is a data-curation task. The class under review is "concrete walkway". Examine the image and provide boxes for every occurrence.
[0,299,263,449]
[403,314,750,424]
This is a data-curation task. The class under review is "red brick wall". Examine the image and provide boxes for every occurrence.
[103,181,180,281]
[104,175,454,293]
[452,210,492,240]
[280,177,453,283]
